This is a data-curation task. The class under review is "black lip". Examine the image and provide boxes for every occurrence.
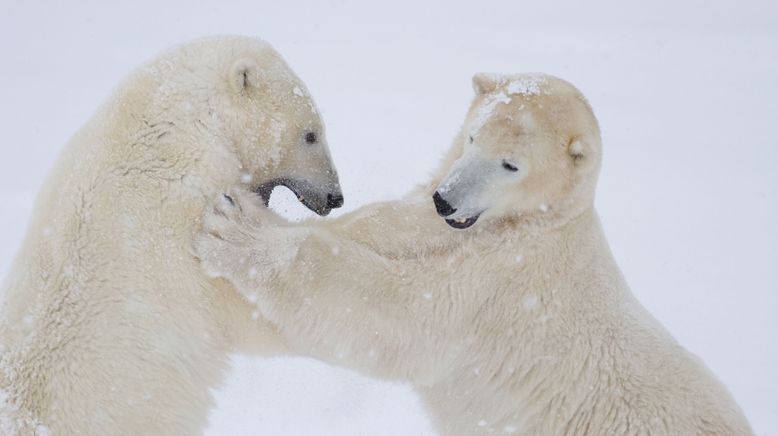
[445,214,480,229]
[254,178,333,216]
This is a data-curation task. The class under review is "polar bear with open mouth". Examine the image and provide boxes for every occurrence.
[196,73,753,436]
[0,36,343,435]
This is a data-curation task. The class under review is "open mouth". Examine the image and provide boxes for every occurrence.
[254,178,333,216]
[445,214,480,229]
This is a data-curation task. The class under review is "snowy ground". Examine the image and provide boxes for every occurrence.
[1,0,776,434]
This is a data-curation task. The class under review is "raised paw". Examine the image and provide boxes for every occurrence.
[195,189,307,287]
[195,190,264,279]
[201,190,274,237]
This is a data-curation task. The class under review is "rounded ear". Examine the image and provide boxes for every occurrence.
[568,137,591,169]
[472,73,503,95]
[229,59,261,93]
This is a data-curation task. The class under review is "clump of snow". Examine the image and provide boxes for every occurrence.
[240,173,253,184]
[291,84,318,114]
[437,169,463,195]
[470,91,512,136]
[506,75,547,96]
[468,75,548,135]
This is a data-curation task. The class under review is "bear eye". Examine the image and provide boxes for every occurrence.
[305,132,317,144]
[469,135,474,144]
[502,160,519,172]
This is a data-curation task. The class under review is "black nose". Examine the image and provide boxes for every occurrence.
[327,193,344,209]
[433,191,456,217]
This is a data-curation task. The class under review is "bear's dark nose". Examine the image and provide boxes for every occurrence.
[433,191,456,217]
[327,193,344,209]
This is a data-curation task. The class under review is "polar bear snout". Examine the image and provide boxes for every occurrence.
[433,191,482,229]
[327,192,344,209]
[433,191,456,217]
[306,183,344,216]
[256,178,343,216]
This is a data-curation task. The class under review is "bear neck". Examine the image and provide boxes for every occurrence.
[35,72,243,264]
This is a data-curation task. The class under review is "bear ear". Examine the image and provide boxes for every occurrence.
[229,59,262,94]
[568,137,594,169]
[472,73,502,95]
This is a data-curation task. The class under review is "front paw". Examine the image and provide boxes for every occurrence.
[195,189,310,288]
[195,191,261,280]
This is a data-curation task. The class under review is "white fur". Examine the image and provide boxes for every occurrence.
[0,36,341,435]
[197,74,754,436]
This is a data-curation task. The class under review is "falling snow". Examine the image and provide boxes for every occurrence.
[0,4,773,435]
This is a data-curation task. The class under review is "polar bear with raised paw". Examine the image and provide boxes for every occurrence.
[196,73,753,436]
[0,36,342,435]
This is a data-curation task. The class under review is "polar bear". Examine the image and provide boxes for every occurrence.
[196,73,754,436]
[0,36,343,435]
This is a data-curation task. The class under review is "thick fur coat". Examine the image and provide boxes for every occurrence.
[197,74,754,436]
[0,36,342,435]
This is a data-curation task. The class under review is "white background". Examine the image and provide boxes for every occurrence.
[1,0,776,434]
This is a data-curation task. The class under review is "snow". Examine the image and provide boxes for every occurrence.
[506,75,547,96]
[435,167,463,195]
[1,0,776,435]
[471,75,547,136]
[470,91,512,136]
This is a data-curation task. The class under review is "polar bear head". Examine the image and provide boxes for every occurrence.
[144,36,343,215]
[432,73,601,229]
